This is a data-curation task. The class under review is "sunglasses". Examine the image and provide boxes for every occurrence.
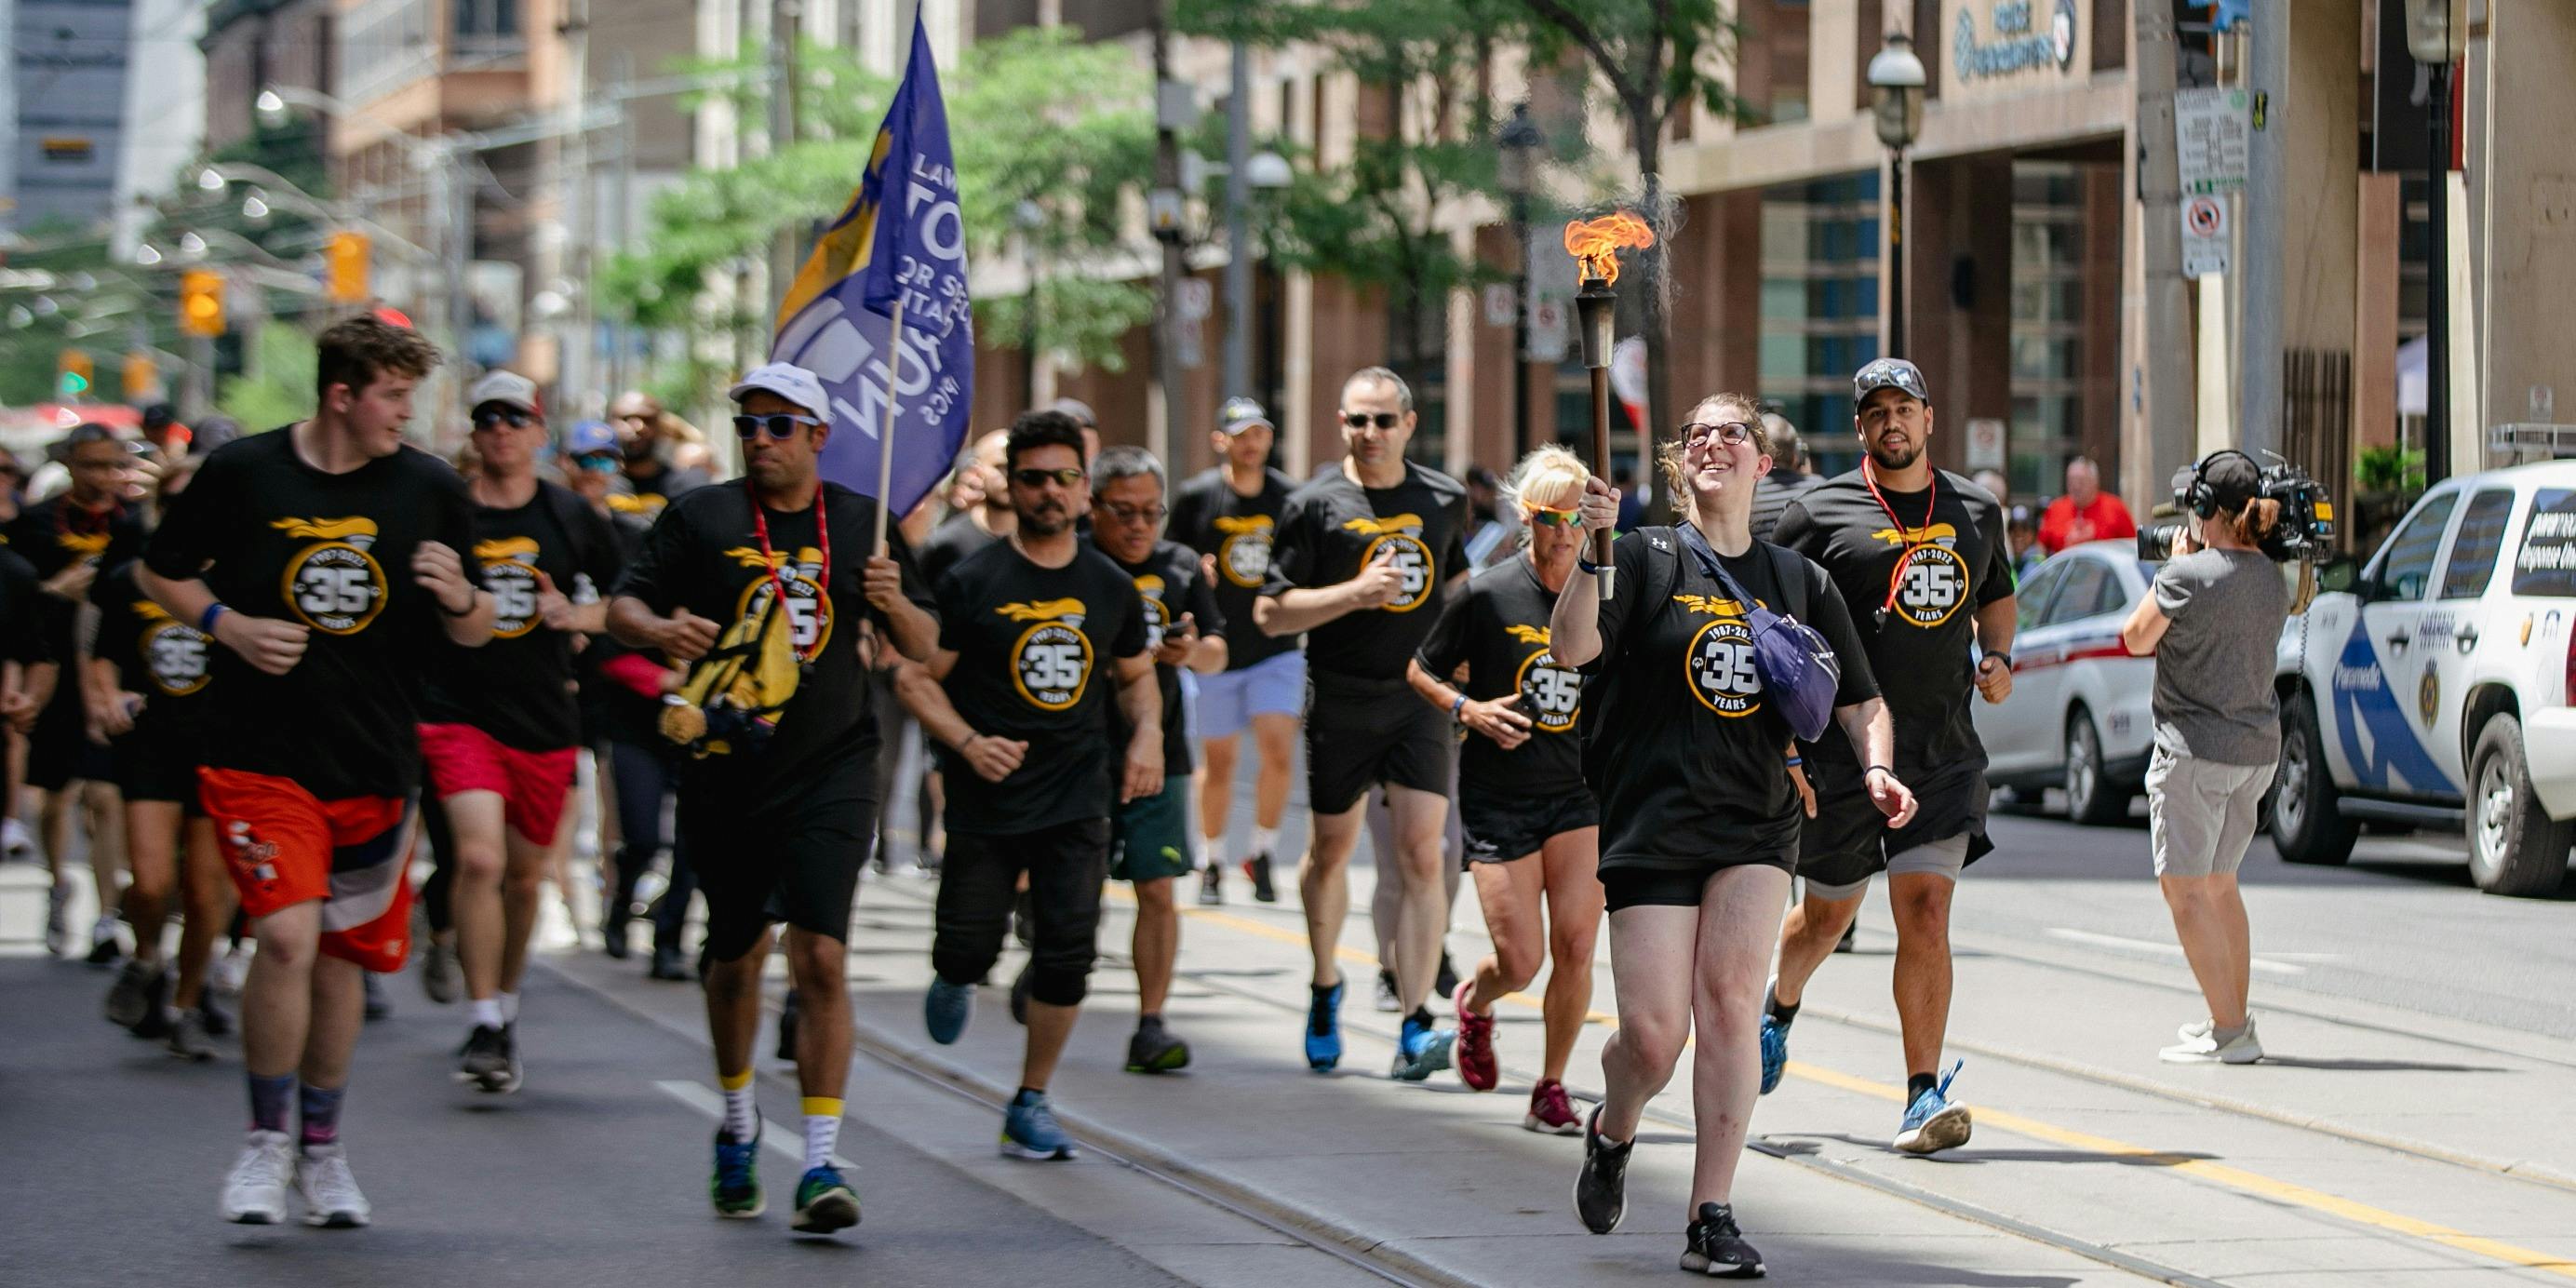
[472,408,535,431]
[571,451,622,474]
[1099,502,1167,526]
[1681,420,1757,449]
[1523,503,1582,529]
[733,412,823,440]
[1340,411,1402,430]
[1012,466,1086,489]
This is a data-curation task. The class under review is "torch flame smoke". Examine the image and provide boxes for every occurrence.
[1563,212,1656,287]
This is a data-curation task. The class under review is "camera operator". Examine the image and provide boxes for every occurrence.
[2118,451,2287,1066]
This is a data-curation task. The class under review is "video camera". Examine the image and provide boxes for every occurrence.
[2137,451,2335,564]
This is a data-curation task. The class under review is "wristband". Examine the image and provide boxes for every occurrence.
[1784,756,1803,768]
[1865,764,1896,781]
[1982,650,2013,670]
[199,602,228,635]
[1450,693,1468,720]
[1577,557,1608,574]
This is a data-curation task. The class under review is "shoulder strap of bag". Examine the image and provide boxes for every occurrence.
[1766,542,1809,622]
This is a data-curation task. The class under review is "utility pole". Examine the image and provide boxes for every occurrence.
[2423,59,2454,484]
[2237,0,2285,461]
[560,0,594,412]
[1147,4,1185,465]
[1220,36,1253,406]
[609,50,637,398]
[769,0,804,324]
[2133,2,2197,503]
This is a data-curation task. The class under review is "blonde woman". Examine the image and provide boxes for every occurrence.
[1406,446,1606,1131]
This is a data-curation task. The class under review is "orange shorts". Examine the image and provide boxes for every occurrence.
[199,767,419,973]
[418,722,578,846]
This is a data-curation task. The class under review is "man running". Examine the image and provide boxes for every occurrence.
[1168,396,1300,906]
[1255,367,1469,1079]
[897,408,1158,1160]
[610,362,936,1234]
[7,423,143,961]
[1764,357,2017,1154]
[908,430,1014,873]
[420,372,624,1094]
[608,390,713,520]
[1089,445,1226,1073]
[141,315,492,1228]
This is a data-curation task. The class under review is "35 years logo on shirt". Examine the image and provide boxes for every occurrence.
[274,517,387,636]
[999,597,1095,711]
[1342,513,1434,612]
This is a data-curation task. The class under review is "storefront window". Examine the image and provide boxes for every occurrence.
[2006,161,2087,497]
[1759,171,1882,476]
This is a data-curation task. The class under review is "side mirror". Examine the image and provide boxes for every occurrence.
[2316,557,2360,595]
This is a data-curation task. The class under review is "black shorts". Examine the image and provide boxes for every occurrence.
[676,788,879,963]
[1461,786,1598,865]
[1601,848,1797,914]
[1305,672,1454,815]
[934,818,1113,1008]
[1794,753,1992,892]
[25,687,112,792]
[113,724,208,816]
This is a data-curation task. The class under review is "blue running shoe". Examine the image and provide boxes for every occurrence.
[790,1165,861,1234]
[924,977,973,1045]
[1389,1014,1455,1082]
[1000,1092,1078,1161]
[1892,1061,1972,1155]
[1305,982,1344,1072]
[711,1120,764,1218]
[1758,1013,1788,1095]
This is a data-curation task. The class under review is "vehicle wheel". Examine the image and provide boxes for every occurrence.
[2466,715,2574,897]
[2272,690,2357,866]
[2064,712,2127,825]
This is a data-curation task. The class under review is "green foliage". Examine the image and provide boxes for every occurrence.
[2356,446,2426,493]
[216,323,320,430]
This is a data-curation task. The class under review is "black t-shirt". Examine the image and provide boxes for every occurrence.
[1169,466,1297,671]
[1415,557,1586,798]
[609,461,712,522]
[0,547,51,665]
[142,430,476,799]
[918,511,1005,587]
[1583,529,1878,870]
[88,558,214,743]
[1772,469,2013,771]
[615,480,932,809]
[1103,538,1224,776]
[421,481,625,750]
[5,493,146,666]
[1261,463,1469,685]
[933,540,1148,835]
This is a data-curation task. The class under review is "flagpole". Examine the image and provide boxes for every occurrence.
[872,296,908,550]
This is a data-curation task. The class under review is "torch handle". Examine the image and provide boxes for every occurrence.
[1588,365,1617,600]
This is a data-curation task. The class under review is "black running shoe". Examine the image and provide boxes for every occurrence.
[1197,864,1224,906]
[1681,1202,1764,1278]
[458,1024,510,1089]
[1435,951,1460,1003]
[1124,1017,1190,1074]
[649,945,690,981]
[104,959,156,1029]
[85,926,123,967]
[1574,1105,1633,1235]
[197,996,234,1038]
[1243,853,1278,904]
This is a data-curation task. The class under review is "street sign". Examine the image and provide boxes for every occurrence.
[1175,276,1213,322]
[1527,298,1569,363]
[1966,418,2007,472]
[2175,87,2251,195]
[1483,284,1516,329]
[2181,195,2231,278]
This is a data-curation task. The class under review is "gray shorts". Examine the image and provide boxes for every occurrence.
[2146,746,2274,878]
[1803,833,1969,901]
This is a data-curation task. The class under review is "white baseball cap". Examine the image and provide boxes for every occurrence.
[467,370,542,416]
[728,362,831,425]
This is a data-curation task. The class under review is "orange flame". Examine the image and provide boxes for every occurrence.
[1563,212,1656,287]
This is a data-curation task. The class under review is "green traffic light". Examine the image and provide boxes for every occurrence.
[59,372,89,397]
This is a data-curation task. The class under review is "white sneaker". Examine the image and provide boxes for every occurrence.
[1,816,33,860]
[213,943,252,997]
[2175,1017,2214,1043]
[222,1131,297,1224]
[295,1145,372,1228]
[2161,1016,2262,1065]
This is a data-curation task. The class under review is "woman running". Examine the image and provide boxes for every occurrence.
[1407,446,1603,1132]
[1550,395,1915,1278]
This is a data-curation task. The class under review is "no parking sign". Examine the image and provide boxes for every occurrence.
[2180,195,2230,278]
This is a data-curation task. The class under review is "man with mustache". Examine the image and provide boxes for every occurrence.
[1761,358,2019,1155]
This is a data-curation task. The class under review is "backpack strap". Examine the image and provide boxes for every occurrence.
[1765,542,1809,622]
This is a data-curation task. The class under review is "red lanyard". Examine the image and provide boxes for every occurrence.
[1859,460,1937,621]
[747,478,829,664]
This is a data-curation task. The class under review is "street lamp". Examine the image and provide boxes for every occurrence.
[2406,0,2467,483]
[1496,101,1544,457]
[1867,30,1926,359]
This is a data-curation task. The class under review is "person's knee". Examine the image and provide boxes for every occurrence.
[1201,738,1240,777]
[1132,878,1174,917]
[1615,1013,1690,1073]
[1550,922,1600,977]
[1797,892,1864,937]
[1889,878,1952,930]
[1492,942,1544,993]
[249,915,319,972]
[453,837,505,886]
[788,940,848,1000]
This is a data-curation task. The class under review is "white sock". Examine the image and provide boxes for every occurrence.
[499,991,519,1024]
[470,997,504,1029]
[720,1072,757,1142]
[1251,826,1280,859]
[802,1097,843,1171]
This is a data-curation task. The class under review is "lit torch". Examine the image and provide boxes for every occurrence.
[1563,212,1655,598]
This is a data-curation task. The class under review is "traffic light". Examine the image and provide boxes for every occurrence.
[179,269,226,338]
[326,230,371,303]
[122,351,160,401]
[56,348,92,399]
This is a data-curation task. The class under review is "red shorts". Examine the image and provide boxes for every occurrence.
[418,722,579,847]
[198,767,418,973]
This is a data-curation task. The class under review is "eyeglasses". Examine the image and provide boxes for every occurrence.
[571,451,622,474]
[1681,421,1756,449]
[1011,466,1086,489]
[733,413,823,440]
[1523,503,1582,529]
[472,408,535,431]
[1340,411,1402,430]
[1098,502,1167,526]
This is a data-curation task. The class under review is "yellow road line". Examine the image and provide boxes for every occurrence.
[1164,898,2576,1280]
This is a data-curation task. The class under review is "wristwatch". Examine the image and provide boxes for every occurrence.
[1981,650,2013,671]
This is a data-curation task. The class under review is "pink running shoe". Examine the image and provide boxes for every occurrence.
[1453,980,1498,1091]
[1524,1079,1584,1135]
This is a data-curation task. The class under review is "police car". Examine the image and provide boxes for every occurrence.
[2273,462,2576,896]
[1974,541,2161,825]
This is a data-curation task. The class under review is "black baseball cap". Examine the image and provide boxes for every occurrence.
[1218,396,1272,436]
[2200,451,2263,510]
[1854,357,1930,404]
